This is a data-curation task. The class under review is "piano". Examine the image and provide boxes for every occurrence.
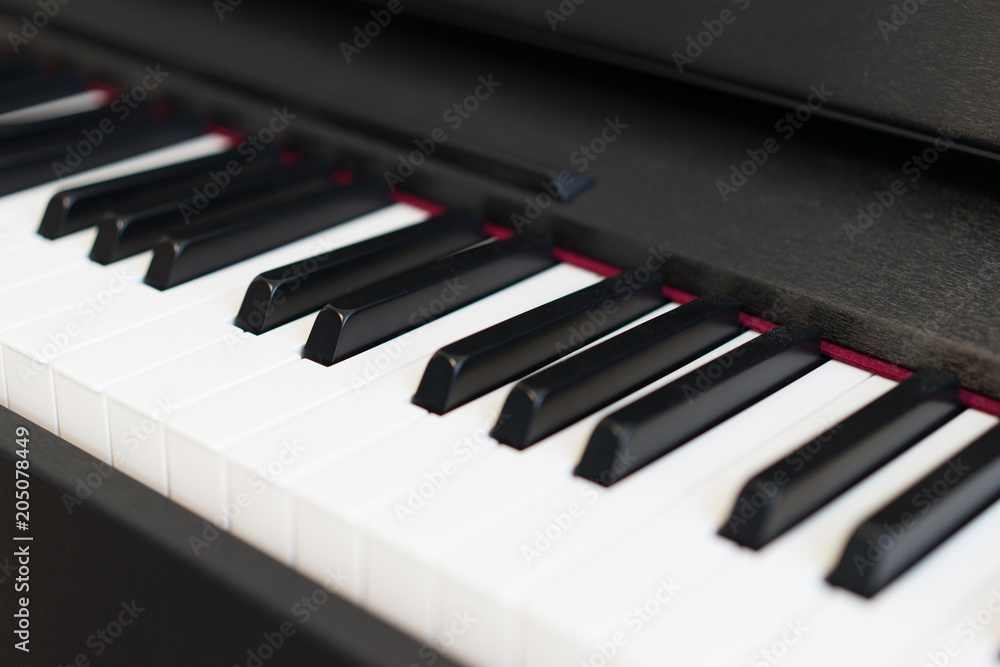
[2,1,1000,665]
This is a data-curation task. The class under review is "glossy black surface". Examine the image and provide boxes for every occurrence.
[302,234,555,366]
[38,146,276,239]
[575,322,825,486]
[493,294,741,449]
[828,422,1000,597]
[144,178,388,289]
[412,272,663,414]
[721,368,963,550]
[236,210,487,334]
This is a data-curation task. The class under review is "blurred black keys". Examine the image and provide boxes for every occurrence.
[144,179,390,289]
[0,57,40,84]
[0,115,204,196]
[0,71,84,113]
[91,159,330,264]
[236,210,487,334]
[39,147,277,238]
[412,273,663,415]
[575,322,824,486]
[828,422,1000,597]
[720,367,962,550]
[303,234,555,366]
[493,294,741,449]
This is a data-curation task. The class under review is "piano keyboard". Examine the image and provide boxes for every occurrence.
[3,60,1000,667]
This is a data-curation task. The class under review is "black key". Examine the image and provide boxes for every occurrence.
[0,72,84,114]
[575,322,824,486]
[91,160,334,264]
[0,105,154,167]
[493,294,742,449]
[720,367,962,550]
[144,179,390,290]
[236,210,488,334]
[828,421,1000,597]
[412,273,664,415]
[0,105,136,146]
[0,115,204,197]
[0,58,40,84]
[39,147,278,239]
[303,234,555,366]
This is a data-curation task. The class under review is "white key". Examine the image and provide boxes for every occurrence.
[0,228,96,283]
[100,202,432,490]
[0,253,150,411]
[0,90,108,124]
[293,304,684,603]
[899,581,1000,667]
[437,361,871,667]
[178,265,600,529]
[520,372,891,667]
[53,295,241,461]
[617,409,999,667]
[106,319,309,494]
[295,398,503,603]
[0,133,230,231]
[780,485,1000,667]
[3,202,428,432]
[362,330,761,643]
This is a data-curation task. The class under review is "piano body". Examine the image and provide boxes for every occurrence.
[2,0,1000,665]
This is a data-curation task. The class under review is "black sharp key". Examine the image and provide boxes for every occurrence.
[493,294,742,450]
[827,422,1000,597]
[0,105,134,145]
[144,179,390,290]
[236,210,488,335]
[91,160,334,264]
[39,146,278,238]
[0,115,204,197]
[720,367,962,550]
[0,105,154,167]
[412,272,664,415]
[575,322,825,487]
[0,72,84,114]
[0,58,40,84]
[303,234,555,366]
